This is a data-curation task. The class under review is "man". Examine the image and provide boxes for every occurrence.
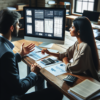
[0,9,63,100]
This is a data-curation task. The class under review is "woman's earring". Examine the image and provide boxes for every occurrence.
[77,30,80,36]
[78,33,80,35]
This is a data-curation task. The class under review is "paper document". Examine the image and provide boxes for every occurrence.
[68,79,100,100]
[27,46,48,60]
[48,49,58,53]
[36,56,61,68]
[68,90,100,100]
[45,62,66,76]
[39,43,54,48]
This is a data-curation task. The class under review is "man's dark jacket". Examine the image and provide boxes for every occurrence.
[0,37,37,100]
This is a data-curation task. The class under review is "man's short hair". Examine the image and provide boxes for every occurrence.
[0,9,21,34]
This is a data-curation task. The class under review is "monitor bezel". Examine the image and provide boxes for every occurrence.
[23,7,66,41]
[82,10,100,22]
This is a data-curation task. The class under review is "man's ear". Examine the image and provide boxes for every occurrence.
[10,25,14,32]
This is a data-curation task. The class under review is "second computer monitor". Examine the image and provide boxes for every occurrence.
[24,7,66,45]
[82,10,99,24]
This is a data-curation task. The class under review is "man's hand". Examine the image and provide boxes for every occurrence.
[31,63,41,74]
[62,57,69,64]
[20,43,35,57]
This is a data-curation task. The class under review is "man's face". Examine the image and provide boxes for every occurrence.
[12,20,21,37]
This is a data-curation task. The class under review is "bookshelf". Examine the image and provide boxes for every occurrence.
[16,10,24,31]
[48,1,71,15]
[15,4,29,31]
[47,1,71,29]
[59,2,71,15]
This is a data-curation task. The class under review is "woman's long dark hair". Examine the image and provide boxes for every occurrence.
[73,16,99,71]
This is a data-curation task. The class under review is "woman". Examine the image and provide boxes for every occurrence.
[42,16,100,81]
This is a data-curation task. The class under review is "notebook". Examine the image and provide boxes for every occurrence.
[69,79,100,100]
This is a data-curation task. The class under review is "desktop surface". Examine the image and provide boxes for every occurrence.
[12,38,100,100]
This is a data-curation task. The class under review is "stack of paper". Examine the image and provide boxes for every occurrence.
[45,62,66,76]
[26,46,48,60]
[68,79,100,100]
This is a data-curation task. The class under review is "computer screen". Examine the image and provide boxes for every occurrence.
[82,10,99,23]
[24,7,66,45]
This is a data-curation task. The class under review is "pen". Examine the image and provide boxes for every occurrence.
[35,50,47,53]
[35,51,41,53]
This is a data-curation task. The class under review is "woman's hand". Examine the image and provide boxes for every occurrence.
[41,48,50,55]
[20,43,35,57]
[31,63,41,74]
[62,57,69,64]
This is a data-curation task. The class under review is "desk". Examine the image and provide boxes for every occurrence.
[66,15,100,29]
[12,32,100,100]
[66,15,78,20]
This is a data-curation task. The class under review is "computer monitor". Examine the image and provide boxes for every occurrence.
[82,10,99,24]
[24,7,66,47]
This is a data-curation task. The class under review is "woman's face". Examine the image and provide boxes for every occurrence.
[69,23,78,37]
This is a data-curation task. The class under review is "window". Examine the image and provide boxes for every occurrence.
[74,0,98,14]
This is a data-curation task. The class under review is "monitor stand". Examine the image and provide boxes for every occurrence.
[38,42,54,48]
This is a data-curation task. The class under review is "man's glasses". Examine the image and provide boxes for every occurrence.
[18,23,22,28]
